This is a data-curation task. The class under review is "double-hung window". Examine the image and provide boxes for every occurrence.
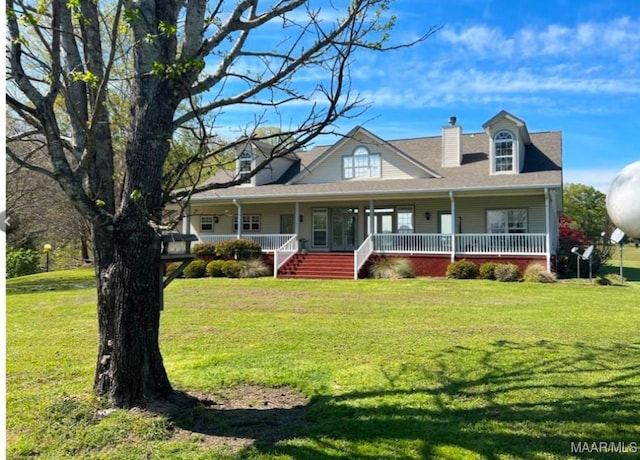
[343,146,381,179]
[200,215,215,232]
[494,131,514,172]
[487,209,527,234]
[238,150,253,181]
[233,214,261,232]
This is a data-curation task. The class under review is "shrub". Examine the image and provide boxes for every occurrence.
[215,239,262,261]
[593,275,611,286]
[6,247,41,278]
[165,262,183,278]
[523,263,557,283]
[182,260,207,278]
[479,262,498,280]
[239,258,272,278]
[368,257,415,279]
[446,259,478,279]
[605,273,626,285]
[222,260,245,278]
[192,242,217,259]
[494,263,520,282]
[206,260,227,277]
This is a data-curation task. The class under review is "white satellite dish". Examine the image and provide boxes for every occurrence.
[582,245,594,260]
[610,228,625,244]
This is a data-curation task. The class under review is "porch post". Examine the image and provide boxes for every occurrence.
[449,191,456,262]
[544,188,551,271]
[233,199,242,239]
[294,202,300,236]
[369,200,375,235]
[182,204,191,234]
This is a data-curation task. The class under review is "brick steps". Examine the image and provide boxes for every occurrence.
[278,253,354,279]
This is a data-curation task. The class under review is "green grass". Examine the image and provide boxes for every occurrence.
[6,253,640,459]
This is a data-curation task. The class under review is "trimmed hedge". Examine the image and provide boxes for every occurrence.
[206,260,227,277]
[192,242,217,259]
[215,239,262,261]
[479,262,498,280]
[446,259,478,279]
[494,263,520,282]
[183,260,207,278]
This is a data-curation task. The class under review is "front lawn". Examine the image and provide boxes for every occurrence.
[6,261,640,459]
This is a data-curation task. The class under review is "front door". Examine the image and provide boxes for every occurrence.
[331,208,357,251]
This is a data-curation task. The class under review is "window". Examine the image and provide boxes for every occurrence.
[343,146,381,179]
[200,215,215,232]
[238,150,253,181]
[396,206,414,233]
[233,214,261,232]
[494,131,514,172]
[487,209,527,234]
[312,208,328,247]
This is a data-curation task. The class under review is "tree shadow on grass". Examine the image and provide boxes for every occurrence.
[165,340,640,458]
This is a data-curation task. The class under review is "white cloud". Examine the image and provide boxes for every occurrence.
[563,168,620,193]
[440,17,640,59]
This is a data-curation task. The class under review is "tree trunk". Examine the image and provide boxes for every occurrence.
[93,216,173,407]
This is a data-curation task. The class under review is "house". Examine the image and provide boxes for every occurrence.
[181,110,563,279]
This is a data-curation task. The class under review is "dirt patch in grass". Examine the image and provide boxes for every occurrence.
[149,385,310,451]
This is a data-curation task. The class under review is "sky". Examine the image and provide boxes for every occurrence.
[236,0,640,193]
[333,0,640,192]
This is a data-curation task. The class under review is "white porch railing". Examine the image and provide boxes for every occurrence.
[198,234,296,252]
[456,233,547,255]
[354,233,374,279]
[368,233,546,255]
[373,233,453,254]
[273,235,299,277]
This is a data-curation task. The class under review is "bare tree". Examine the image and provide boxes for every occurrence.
[6,0,437,408]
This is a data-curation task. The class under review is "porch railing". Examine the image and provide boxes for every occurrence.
[354,233,374,279]
[368,233,546,255]
[198,234,296,252]
[273,235,299,277]
[456,233,547,255]
[373,233,452,254]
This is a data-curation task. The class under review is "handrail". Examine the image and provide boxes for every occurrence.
[198,234,295,252]
[273,235,299,278]
[354,234,374,279]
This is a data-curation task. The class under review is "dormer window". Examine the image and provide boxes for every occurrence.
[343,146,381,179]
[238,150,253,182]
[494,131,514,172]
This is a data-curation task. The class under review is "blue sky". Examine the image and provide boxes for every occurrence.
[234,0,639,192]
[329,0,640,192]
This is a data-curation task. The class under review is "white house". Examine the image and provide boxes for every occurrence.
[181,110,563,279]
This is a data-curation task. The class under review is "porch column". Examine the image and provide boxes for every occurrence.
[233,199,242,239]
[544,188,551,271]
[182,204,191,234]
[449,191,456,262]
[369,200,375,235]
[294,202,300,236]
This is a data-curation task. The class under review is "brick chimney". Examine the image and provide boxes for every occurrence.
[442,116,462,167]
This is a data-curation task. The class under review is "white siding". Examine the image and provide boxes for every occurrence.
[442,125,462,167]
[297,137,430,184]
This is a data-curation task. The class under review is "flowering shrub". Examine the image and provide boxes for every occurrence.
[556,216,609,277]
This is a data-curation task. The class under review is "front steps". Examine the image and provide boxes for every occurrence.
[278,252,355,279]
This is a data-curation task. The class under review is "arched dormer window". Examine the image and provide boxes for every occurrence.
[494,131,514,172]
[343,146,381,179]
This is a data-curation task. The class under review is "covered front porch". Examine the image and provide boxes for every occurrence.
[185,189,558,278]
[195,232,549,279]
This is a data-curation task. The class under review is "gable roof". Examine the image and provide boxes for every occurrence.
[287,125,442,184]
[482,110,531,144]
[190,129,562,202]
